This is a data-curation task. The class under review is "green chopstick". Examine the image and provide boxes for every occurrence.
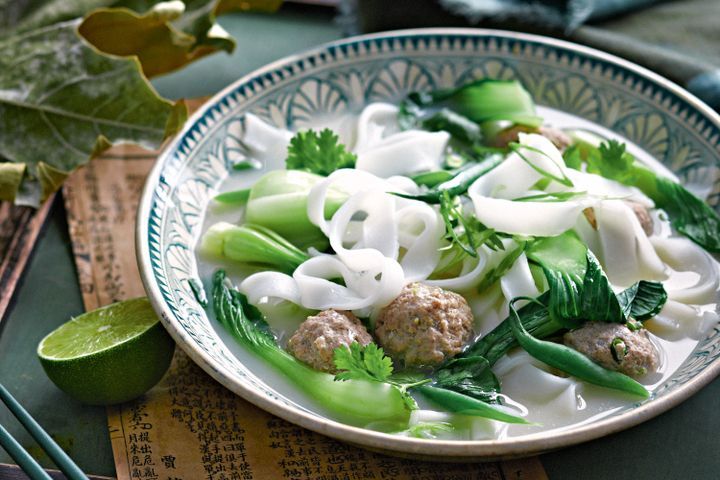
[0,383,88,480]
[0,423,52,480]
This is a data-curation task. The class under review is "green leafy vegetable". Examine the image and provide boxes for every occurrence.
[616,280,668,321]
[200,222,309,274]
[655,178,720,252]
[245,169,347,250]
[566,138,720,252]
[433,356,500,403]
[286,128,357,176]
[526,231,624,328]
[212,270,412,429]
[415,385,531,424]
[399,80,542,132]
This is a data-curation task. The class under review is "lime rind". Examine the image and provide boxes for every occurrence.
[37,297,175,405]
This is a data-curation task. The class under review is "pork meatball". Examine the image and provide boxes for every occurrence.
[563,322,659,378]
[625,200,654,236]
[488,125,572,150]
[286,310,372,373]
[374,283,474,367]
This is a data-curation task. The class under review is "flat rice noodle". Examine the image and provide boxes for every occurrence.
[468,133,594,236]
[353,103,401,151]
[395,200,446,281]
[500,253,541,306]
[241,113,293,169]
[470,196,593,236]
[593,200,667,287]
[240,271,301,306]
[646,299,718,340]
[427,238,516,291]
[651,236,719,305]
[292,254,405,311]
[355,130,449,178]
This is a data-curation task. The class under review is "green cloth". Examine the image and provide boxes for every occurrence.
[347,0,720,110]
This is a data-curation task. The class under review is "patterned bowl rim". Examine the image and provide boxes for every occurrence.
[137,27,720,459]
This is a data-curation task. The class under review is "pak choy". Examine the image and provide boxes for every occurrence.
[564,135,720,252]
[212,271,531,428]
[433,231,667,398]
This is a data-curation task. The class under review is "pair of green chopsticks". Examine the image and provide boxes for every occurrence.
[0,383,88,480]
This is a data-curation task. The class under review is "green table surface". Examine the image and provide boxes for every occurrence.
[2,5,719,479]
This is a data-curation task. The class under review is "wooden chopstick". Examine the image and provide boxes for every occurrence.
[0,384,88,480]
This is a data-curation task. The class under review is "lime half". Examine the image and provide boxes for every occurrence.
[38,297,175,405]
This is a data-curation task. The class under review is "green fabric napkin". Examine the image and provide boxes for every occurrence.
[341,0,720,111]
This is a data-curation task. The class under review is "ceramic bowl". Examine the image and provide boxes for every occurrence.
[137,28,720,460]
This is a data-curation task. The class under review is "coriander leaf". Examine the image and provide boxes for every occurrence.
[594,140,634,178]
[362,343,394,381]
[333,342,428,410]
[333,342,376,382]
[333,342,392,383]
[286,128,356,176]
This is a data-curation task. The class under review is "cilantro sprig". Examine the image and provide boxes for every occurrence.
[286,128,357,176]
[333,342,430,409]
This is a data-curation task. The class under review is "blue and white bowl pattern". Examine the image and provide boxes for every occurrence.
[138,29,720,458]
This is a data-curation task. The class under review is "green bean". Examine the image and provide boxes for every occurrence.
[507,298,649,398]
[415,385,532,424]
[401,154,503,204]
[410,170,454,188]
[463,292,557,365]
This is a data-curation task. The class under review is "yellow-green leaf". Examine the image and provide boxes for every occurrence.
[80,0,283,78]
[0,19,187,206]
[0,163,26,202]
